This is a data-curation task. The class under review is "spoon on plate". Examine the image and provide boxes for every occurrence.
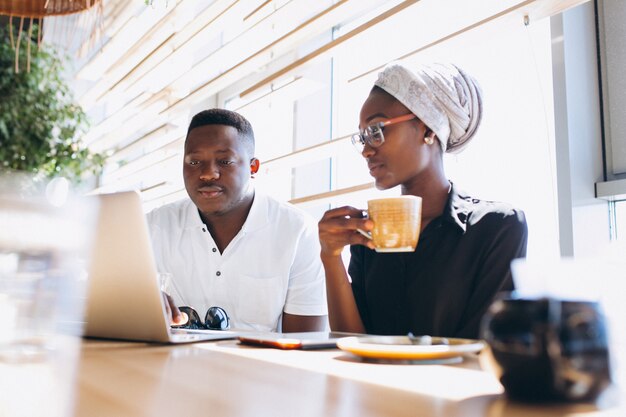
[407,333,449,346]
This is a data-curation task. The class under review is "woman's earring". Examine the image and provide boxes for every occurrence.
[424,135,435,145]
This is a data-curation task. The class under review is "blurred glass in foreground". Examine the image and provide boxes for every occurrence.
[481,252,626,405]
[0,172,97,417]
[509,253,626,387]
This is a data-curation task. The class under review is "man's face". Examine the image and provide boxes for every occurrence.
[183,124,256,216]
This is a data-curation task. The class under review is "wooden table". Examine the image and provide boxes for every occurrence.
[1,337,623,417]
[65,339,625,417]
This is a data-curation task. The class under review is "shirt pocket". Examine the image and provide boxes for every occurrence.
[236,274,285,331]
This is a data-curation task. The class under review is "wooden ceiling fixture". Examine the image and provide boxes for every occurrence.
[0,0,101,17]
[0,0,103,72]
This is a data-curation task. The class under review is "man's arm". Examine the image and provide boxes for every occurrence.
[147,210,188,326]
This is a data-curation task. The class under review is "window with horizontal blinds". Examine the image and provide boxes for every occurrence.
[51,0,590,258]
[223,3,563,261]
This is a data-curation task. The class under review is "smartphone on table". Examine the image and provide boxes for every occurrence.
[238,331,358,350]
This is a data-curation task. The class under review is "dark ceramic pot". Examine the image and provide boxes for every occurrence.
[480,297,611,402]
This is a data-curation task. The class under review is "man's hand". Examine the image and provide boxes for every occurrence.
[161,291,188,325]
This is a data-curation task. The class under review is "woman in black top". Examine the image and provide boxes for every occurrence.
[318,62,527,339]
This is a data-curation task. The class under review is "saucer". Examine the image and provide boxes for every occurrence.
[336,336,485,361]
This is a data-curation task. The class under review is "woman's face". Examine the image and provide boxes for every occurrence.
[358,88,438,190]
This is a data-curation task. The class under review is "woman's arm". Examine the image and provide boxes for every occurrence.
[321,255,365,333]
[318,206,373,333]
[282,313,327,332]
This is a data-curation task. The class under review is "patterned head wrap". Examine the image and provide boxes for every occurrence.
[374,62,483,153]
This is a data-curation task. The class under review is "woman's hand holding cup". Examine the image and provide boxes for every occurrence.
[318,206,375,258]
[319,196,422,259]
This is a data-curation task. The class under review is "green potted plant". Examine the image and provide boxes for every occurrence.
[0,24,104,185]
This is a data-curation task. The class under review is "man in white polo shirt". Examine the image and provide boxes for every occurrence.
[147,109,327,332]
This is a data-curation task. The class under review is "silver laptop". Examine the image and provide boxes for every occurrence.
[83,190,239,343]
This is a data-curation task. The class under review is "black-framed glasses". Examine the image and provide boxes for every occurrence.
[350,113,417,153]
[173,306,230,330]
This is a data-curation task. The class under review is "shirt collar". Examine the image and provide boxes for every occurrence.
[239,191,269,234]
[182,190,270,233]
[441,182,470,234]
[183,199,205,230]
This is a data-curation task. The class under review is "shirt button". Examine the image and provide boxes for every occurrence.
[212,248,217,253]
[216,271,221,277]
[202,228,206,232]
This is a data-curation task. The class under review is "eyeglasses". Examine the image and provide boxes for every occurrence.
[173,306,230,330]
[350,113,417,152]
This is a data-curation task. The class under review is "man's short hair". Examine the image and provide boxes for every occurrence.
[186,109,255,155]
